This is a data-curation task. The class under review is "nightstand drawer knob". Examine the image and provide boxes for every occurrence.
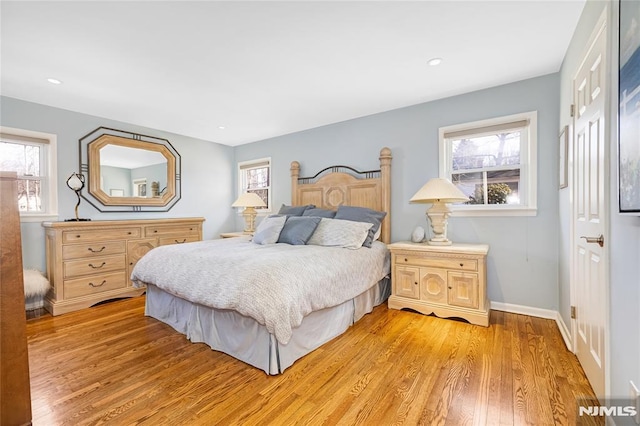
[460,263,464,267]
[89,280,107,288]
[404,258,408,262]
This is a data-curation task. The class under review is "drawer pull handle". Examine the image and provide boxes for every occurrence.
[76,235,81,238]
[404,258,408,262]
[414,282,418,285]
[154,230,158,233]
[128,232,132,235]
[175,239,187,244]
[89,280,107,288]
[460,263,464,267]
[88,246,106,253]
[88,262,106,269]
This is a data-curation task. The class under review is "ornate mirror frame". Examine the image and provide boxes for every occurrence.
[79,127,181,212]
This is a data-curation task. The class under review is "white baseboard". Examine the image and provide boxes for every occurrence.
[490,301,557,319]
[555,312,573,351]
[490,301,574,351]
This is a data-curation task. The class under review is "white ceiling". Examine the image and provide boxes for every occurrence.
[0,1,585,147]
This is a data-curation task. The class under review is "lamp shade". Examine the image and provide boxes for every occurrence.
[232,192,267,208]
[66,173,85,191]
[409,178,468,204]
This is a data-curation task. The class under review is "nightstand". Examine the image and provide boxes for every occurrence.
[387,241,490,326]
[220,232,252,238]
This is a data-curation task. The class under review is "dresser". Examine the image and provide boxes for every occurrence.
[43,217,205,315]
[387,242,490,326]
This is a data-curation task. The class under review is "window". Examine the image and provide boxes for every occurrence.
[238,157,271,212]
[439,111,537,216]
[0,127,58,221]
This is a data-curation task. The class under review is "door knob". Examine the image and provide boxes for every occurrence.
[580,234,604,247]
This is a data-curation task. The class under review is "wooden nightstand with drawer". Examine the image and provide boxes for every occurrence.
[387,241,490,326]
[43,217,204,315]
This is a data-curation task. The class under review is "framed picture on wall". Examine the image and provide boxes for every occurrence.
[559,125,568,189]
[619,0,640,213]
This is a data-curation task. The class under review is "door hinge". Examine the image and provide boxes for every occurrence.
[570,104,575,117]
[571,305,576,319]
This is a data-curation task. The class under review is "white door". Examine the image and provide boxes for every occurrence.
[572,21,607,398]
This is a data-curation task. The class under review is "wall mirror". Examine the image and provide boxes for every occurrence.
[79,127,181,212]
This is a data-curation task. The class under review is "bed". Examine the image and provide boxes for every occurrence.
[131,147,392,375]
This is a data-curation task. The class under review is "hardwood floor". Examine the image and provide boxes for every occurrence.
[26,296,600,425]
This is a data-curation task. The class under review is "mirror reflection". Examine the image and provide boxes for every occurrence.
[80,127,181,212]
[99,145,168,198]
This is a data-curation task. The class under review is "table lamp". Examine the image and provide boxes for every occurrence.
[409,178,468,245]
[232,192,267,234]
[65,172,91,221]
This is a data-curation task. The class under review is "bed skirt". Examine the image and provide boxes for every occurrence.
[144,277,390,375]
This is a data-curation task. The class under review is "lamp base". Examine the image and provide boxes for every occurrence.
[64,218,91,222]
[426,238,452,246]
[426,202,453,246]
[242,207,258,234]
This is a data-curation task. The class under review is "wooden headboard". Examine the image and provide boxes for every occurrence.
[290,147,392,243]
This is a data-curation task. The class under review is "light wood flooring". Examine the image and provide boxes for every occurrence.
[25,296,600,425]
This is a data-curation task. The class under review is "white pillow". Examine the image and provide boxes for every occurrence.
[307,218,373,249]
[252,215,287,245]
[373,225,382,241]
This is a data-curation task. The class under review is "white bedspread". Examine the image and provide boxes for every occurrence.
[131,237,389,344]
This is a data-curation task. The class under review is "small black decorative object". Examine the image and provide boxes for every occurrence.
[65,172,91,221]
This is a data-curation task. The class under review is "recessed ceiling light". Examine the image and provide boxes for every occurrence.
[427,58,443,66]
[47,78,62,85]
[218,126,226,130]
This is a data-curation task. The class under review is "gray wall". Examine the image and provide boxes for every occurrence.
[101,165,132,197]
[0,96,236,271]
[235,73,561,310]
[559,0,640,399]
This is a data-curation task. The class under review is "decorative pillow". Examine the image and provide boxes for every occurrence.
[252,215,287,245]
[302,208,336,218]
[277,216,322,245]
[307,218,373,249]
[278,204,315,216]
[334,205,387,248]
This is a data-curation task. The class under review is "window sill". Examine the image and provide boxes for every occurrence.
[450,206,537,217]
[20,214,59,223]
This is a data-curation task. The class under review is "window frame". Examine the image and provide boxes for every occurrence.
[438,111,537,217]
[237,157,272,214]
[0,126,58,222]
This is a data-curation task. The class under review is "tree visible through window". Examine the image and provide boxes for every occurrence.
[439,111,537,215]
[0,139,44,212]
[0,127,57,220]
[451,131,522,205]
[238,158,271,211]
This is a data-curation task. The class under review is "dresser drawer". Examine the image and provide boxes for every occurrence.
[64,272,127,299]
[158,235,200,246]
[145,224,200,237]
[394,254,477,271]
[63,228,141,243]
[63,254,126,279]
[62,241,126,260]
